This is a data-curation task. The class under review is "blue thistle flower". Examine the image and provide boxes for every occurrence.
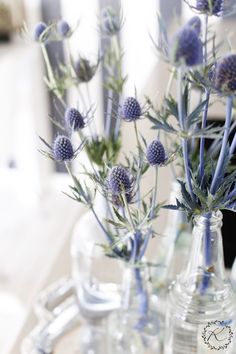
[65,108,85,131]
[122,97,142,122]
[212,54,236,94]
[185,16,201,36]
[108,166,132,194]
[53,135,74,161]
[101,8,120,36]
[171,27,203,67]
[75,58,96,83]
[57,20,70,37]
[34,22,48,42]
[146,140,166,166]
[196,0,224,16]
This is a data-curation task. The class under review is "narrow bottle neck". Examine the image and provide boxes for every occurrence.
[182,211,226,282]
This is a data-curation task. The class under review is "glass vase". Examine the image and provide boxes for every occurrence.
[108,262,161,354]
[164,211,236,354]
[70,193,122,353]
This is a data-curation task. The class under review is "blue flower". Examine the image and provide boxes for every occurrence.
[171,27,203,67]
[57,20,70,37]
[196,0,224,16]
[53,135,74,161]
[185,16,201,36]
[212,54,236,94]
[146,140,166,166]
[121,97,142,122]
[108,166,132,194]
[34,22,48,42]
[65,108,85,131]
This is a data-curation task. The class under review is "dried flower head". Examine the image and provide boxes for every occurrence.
[65,107,85,131]
[212,54,236,94]
[57,20,70,37]
[53,135,74,161]
[171,27,203,67]
[108,166,133,194]
[34,22,48,42]
[121,97,142,122]
[186,16,201,36]
[75,57,97,83]
[101,7,120,36]
[146,140,166,166]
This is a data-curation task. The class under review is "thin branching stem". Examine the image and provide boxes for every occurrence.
[210,96,233,195]
[199,90,210,185]
[150,167,158,220]
[105,89,113,138]
[178,67,195,200]
[122,193,135,232]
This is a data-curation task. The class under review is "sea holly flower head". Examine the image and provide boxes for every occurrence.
[53,135,74,161]
[108,166,133,194]
[121,97,142,122]
[75,57,98,83]
[170,26,203,67]
[57,20,70,37]
[146,140,166,166]
[34,22,48,42]
[101,7,120,36]
[212,54,236,95]
[185,16,201,36]
[65,107,85,131]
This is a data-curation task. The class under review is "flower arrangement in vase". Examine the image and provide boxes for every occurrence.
[30,0,236,352]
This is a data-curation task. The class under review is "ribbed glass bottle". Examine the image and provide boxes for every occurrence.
[164,211,236,354]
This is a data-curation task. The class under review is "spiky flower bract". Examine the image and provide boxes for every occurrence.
[57,20,70,37]
[108,166,132,194]
[196,0,224,16]
[111,192,133,207]
[171,27,203,67]
[212,54,236,95]
[146,140,166,166]
[122,97,142,122]
[53,135,74,161]
[75,58,96,83]
[65,107,85,131]
[34,22,48,42]
[186,16,201,36]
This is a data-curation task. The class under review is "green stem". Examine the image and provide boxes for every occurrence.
[150,167,158,220]
[122,193,135,232]
[134,121,141,153]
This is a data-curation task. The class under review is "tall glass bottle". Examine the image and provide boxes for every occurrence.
[164,211,236,354]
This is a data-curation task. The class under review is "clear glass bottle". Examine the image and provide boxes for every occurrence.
[108,262,161,354]
[164,211,236,354]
